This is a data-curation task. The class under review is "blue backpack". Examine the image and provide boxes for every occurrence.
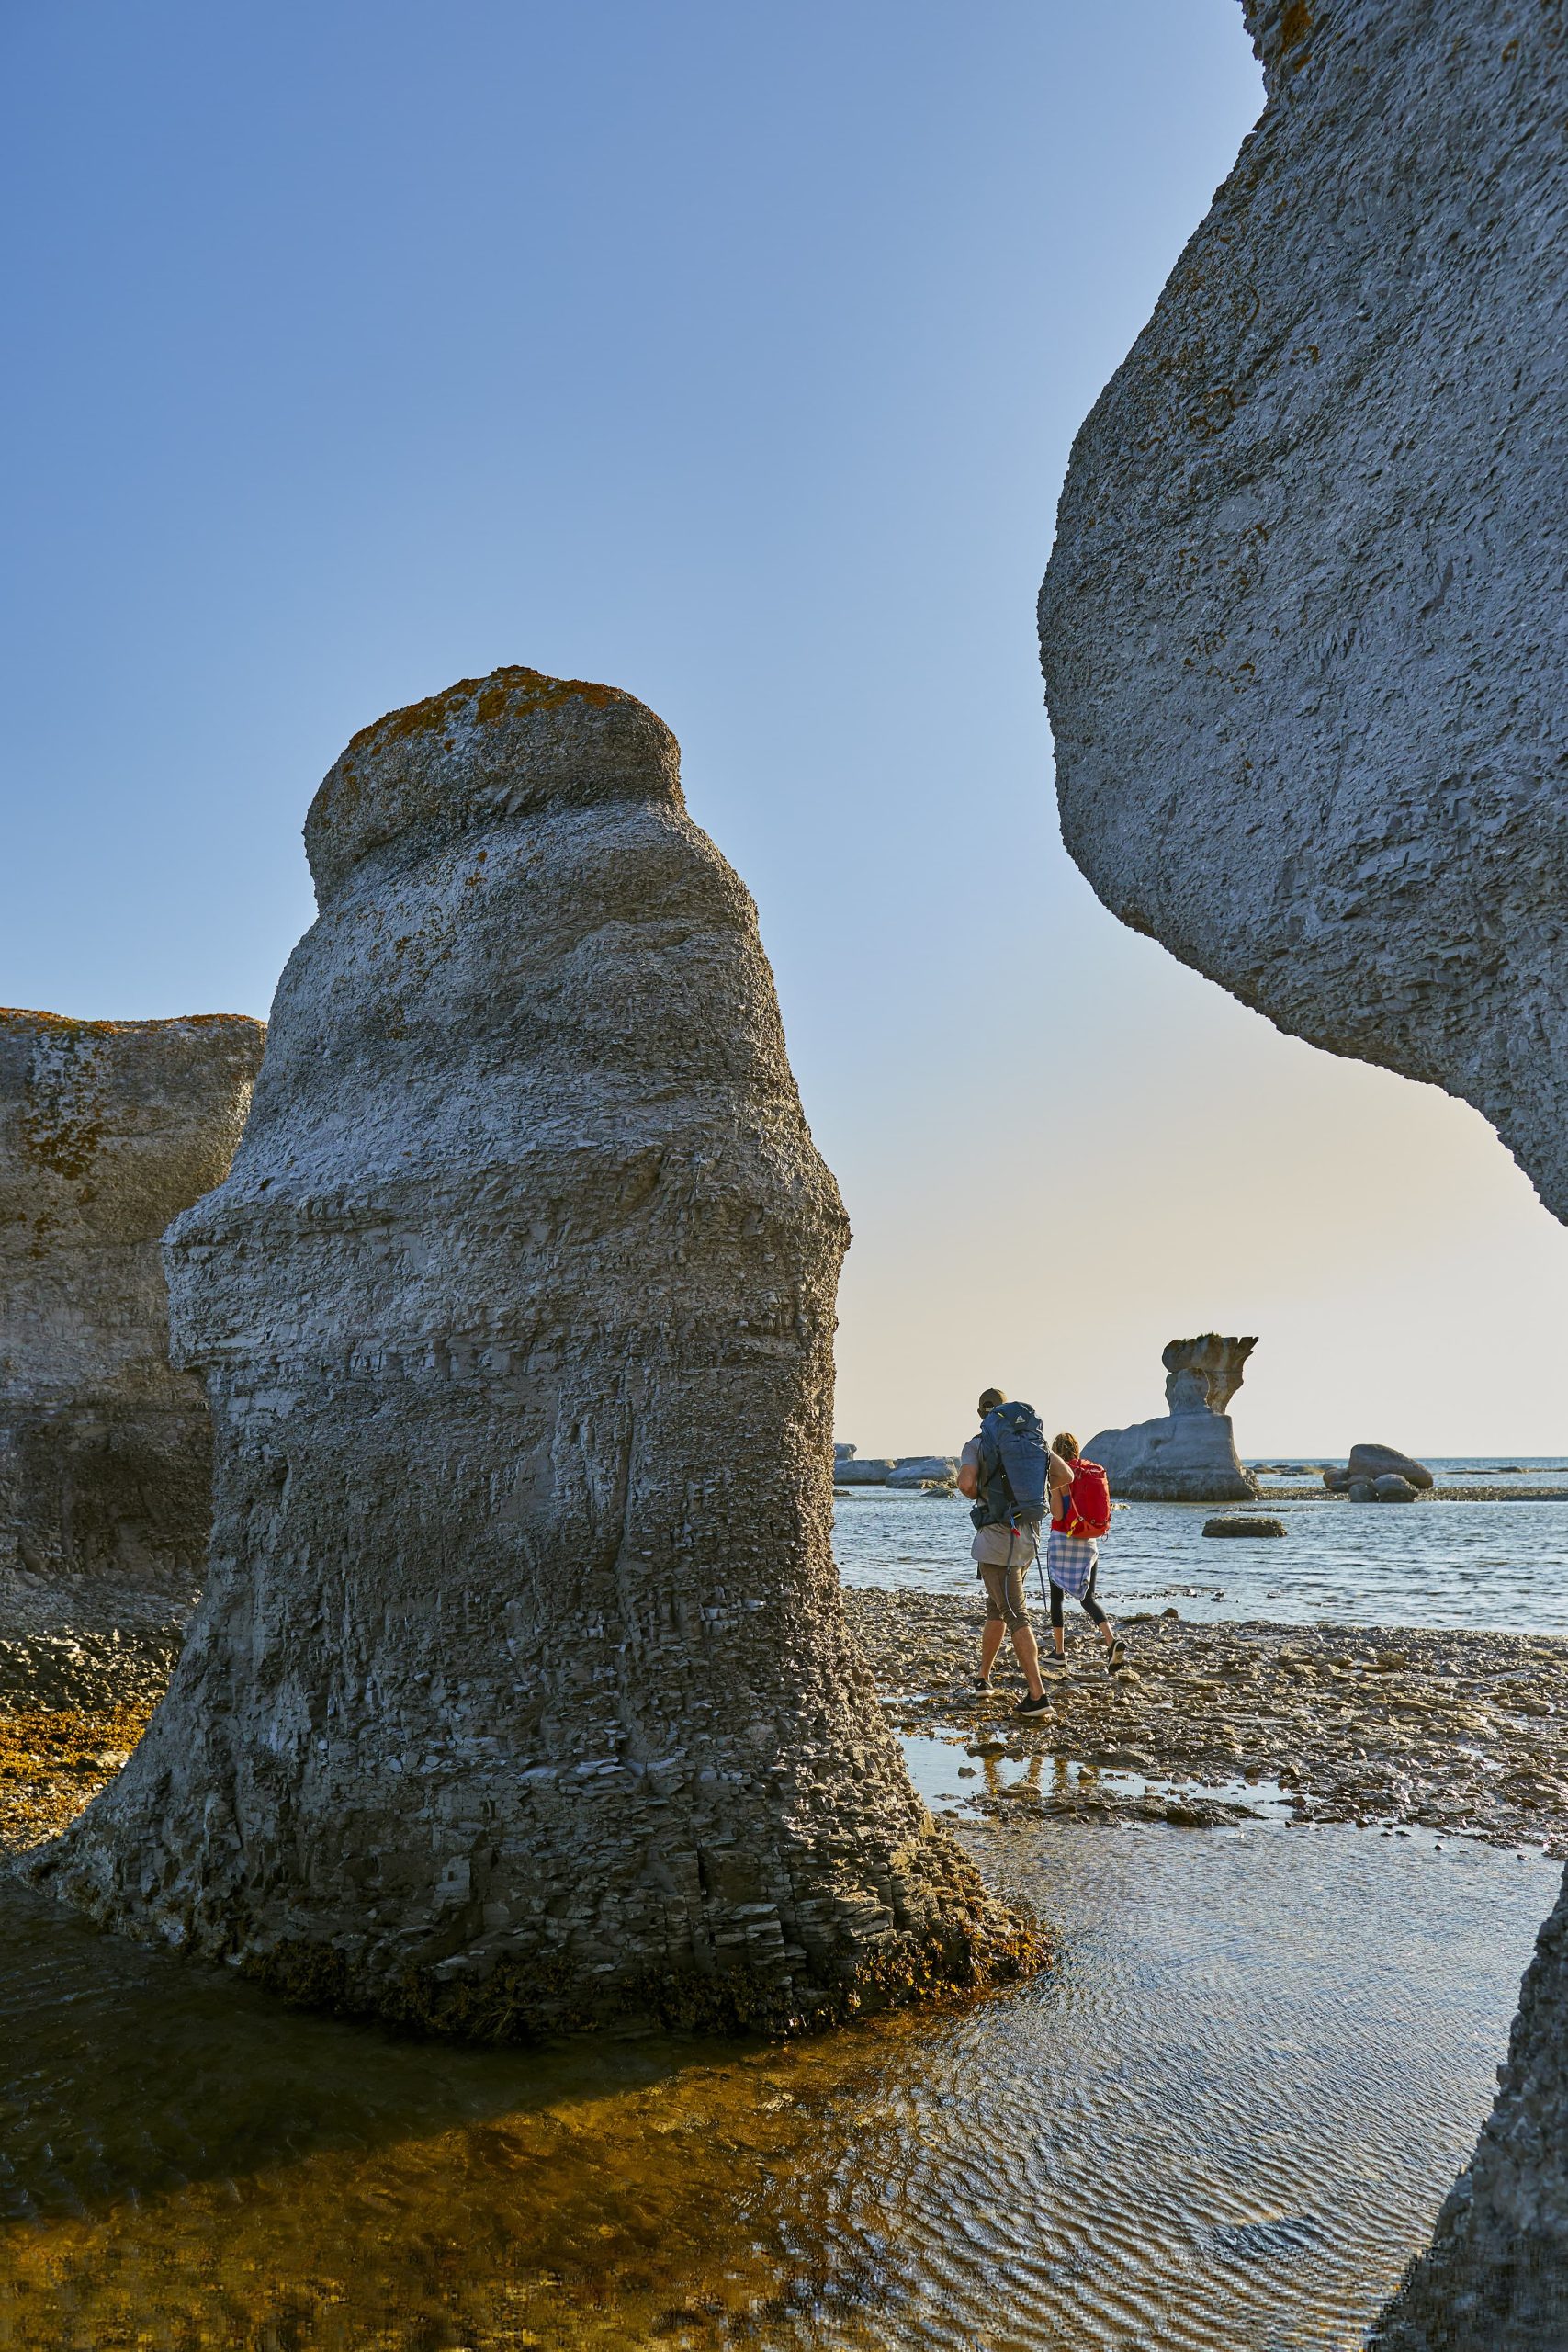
[974,1401,1049,1532]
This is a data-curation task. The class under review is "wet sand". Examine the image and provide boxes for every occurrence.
[845,1587,1568,1854]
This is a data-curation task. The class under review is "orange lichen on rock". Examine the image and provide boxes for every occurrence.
[343,666,626,764]
[0,1700,158,1855]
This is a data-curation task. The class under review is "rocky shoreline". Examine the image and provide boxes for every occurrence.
[844,1587,1568,1858]
[1253,1485,1568,1505]
[6,1583,1565,1870]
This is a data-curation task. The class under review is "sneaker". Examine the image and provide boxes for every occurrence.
[1040,1655,1067,1679]
[1107,1638,1132,1678]
[1015,1690,1054,1714]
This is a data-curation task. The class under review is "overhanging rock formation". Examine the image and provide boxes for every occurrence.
[27,666,1042,2036]
[1086,1334,1258,1503]
[1039,0,1568,1224]
[1040,4,1567,2340]
[0,1011,264,1595]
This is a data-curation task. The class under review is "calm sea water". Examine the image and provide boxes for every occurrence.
[0,1827,1552,2350]
[834,1460,1568,1634]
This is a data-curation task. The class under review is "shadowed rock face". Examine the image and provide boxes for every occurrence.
[26,666,1042,2036]
[1039,0,1568,1222]
[1040,6,1566,2339]
[1163,1334,1255,1418]
[0,1012,264,1590]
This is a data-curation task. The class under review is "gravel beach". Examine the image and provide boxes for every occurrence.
[845,1585,1568,1856]
[3,1579,1564,1863]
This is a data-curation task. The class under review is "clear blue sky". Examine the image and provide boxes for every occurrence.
[5,2,1564,1452]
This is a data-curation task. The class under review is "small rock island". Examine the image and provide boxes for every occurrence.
[1085,1335,1258,1502]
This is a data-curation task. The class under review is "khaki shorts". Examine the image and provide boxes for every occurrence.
[980,1561,1031,1631]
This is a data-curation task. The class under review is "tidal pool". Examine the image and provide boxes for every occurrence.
[0,1823,1553,2351]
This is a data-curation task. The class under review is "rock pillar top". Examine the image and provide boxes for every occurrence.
[305,668,682,903]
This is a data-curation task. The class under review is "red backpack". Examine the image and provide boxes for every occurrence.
[1057,1458,1111,1539]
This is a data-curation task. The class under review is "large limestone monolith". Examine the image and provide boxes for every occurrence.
[1039,0,1568,1225]
[0,1012,265,1597]
[1086,1334,1258,1502]
[1038,6,1567,2339]
[26,667,1041,2036]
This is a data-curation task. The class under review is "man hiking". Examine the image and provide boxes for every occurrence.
[956,1386,1068,1715]
[1043,1429,1130,1679]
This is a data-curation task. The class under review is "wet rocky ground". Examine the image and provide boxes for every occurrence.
[845,1586,1568,1855]
[0,1578,186,1855]
[4,1579,1564,1864]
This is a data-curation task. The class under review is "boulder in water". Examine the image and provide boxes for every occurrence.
[1325,1445,1434,1494]
[886,1456,958,1487]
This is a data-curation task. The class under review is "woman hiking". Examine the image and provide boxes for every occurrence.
[1043,1430,1131,1680]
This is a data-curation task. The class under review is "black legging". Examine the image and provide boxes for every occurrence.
[1048,1558,1108,1629]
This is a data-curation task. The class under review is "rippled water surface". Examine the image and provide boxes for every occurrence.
[834,1464,1568,1633]
[1,1823,1553,2350]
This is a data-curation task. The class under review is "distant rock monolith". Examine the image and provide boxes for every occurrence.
[1087,1334,1258,1502]
[1039,4,1568,2336]
[833,1457,898,1486]
[0,1011,264,1599]
[886,1456,958,1487]
[26,666,1041,2036]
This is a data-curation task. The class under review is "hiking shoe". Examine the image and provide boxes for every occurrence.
[1015,1690,1054,1715]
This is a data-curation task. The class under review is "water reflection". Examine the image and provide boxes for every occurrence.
[1,1824,1552,2349]
[901,1733,1299,1826]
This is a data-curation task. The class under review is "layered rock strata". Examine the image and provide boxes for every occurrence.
[1087,1332,1258,1501]
[0,1012,264,1590]
[26,666,1041,2036]
[1039,5,1567,2337]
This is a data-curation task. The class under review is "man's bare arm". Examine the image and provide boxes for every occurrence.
[957,1457,980,1499]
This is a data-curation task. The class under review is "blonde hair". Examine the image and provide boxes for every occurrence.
[1053,1431,1079,1460]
